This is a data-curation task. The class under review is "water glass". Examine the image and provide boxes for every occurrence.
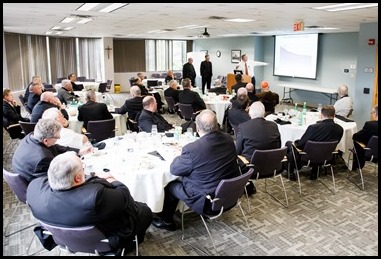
[151,125,158,136]
[317,103,322,112]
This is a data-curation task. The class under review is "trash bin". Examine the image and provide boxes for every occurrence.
[114,84,121,94]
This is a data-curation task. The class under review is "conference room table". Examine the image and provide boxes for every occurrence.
[81,131,197,213]
[266,112,357,169]
[202,93,232,126]
[54,81,100,92]
[66,105,127,136]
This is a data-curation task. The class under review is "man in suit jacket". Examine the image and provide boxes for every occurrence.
[56,79,78,105]
[12,119,92,183]
[152,110,240,231]
[27,151,152,253]
[227,94,250,134]
[231,74,248,94]
[236,101,281,161]
[182,57,196,87]
[256,81,279,116]
[200,54,213,94]
[23,75,42,104]
[164,80,180,104]
[27,82,44,112]
[30,91,69,122]
[138,96,173,133]
[115,86,144,121]
[352,104,378,169]
[178,78,206,113]
[286,105,344,180]
[77,90,113,130]
[68,73,84,91]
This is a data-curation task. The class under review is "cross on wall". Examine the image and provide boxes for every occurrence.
[105,46,112,59]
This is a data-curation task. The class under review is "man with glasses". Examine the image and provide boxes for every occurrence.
[12,118,92,184]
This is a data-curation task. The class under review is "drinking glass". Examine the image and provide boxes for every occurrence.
[151,125,158,136]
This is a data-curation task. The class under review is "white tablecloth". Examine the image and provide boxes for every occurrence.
[203,95,232,126]
[54,82,100,92]
[81,133,196,212]
[266,112,357,168]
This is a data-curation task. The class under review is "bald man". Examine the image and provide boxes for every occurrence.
[182,57,196,87]
[30,91,68,122]
[152,110,240,231]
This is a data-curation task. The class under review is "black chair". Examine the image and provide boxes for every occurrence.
[85,118,115,142]
[106,79,113,92]
[84,79,96,82]
[37,220,138,256]
[76,76,86,82]
[178,103,195,121]
[19,121,37,135]
[18,94,26,105]
[151,73,160,78]
[56,77,66,84]
[3,168,36,237]
[164,96,177,114]
[181,169,254,255]
[43,84,56,92]
[246,147,289,207]
[291,140,339,195]
[347,136,378,190]
[98,82,107,93]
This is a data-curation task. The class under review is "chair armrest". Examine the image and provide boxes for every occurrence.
[292,143,302,152]
[355,140,366,149]
[238,155,249,165]
[7,123,21,130]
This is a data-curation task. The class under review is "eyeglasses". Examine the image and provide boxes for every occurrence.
[50,136,60,140]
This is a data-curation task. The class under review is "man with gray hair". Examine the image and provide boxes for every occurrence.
[334,84,353,117]
[12,118,92,183]
[27,151,153,254]
[115,85,143,121]
[42,107,89,149]
[30,91,68,122]
[77,90,113,130]
[152,109,240,231]
[56,79,78,105]
[138,95,173,132]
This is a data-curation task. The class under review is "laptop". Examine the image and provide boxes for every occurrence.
[147,80,158,87]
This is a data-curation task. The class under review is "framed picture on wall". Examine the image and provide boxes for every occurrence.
[231,50,241,63]
[200,50,208,56]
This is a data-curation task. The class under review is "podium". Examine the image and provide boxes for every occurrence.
[226,73,251,94]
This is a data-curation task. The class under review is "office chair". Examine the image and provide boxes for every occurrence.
[85,119,116,142]
[19,121,37,135]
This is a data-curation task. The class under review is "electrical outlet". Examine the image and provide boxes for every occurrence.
[363,88,370,94]
[350,64,356,69]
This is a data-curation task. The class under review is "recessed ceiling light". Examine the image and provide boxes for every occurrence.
[51,26,61,30]
[225,18,254,23]
[313,3,378,12]
[63,27,75,31]
[77,18,93,24]
[98,3,128,13]
[61,17,76,23]
[45,31,53,35]
[76,3,101,12]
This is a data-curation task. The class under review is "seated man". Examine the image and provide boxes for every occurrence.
[68,73,84,91]
[115,86,144,121]
[77,90,113,130]
[178,78,206,113]
[246,83,259,103]
[23,75,42,104]
[152,110,240,231]
[27,151,152,253]
[285,105,344,180]
[231,74,248,94]
[256,81,279,116]
[164,70,176,85]
[134,74,164,112]
[27,82,44,112]
[12,118,92,183]
[227,94,250,133]
[56,79,78,105]
[164,80,180,104]
[334,84,353,117]
[42,108,90,149]
[139,96,173,133]
[352,104,378,169]
[30,91,69,123]
[208,79,227,95]
[3,88,30,139]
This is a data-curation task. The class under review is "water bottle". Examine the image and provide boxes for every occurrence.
[298,111,303,126]
[302,102,307,115]
[232,89,236,97]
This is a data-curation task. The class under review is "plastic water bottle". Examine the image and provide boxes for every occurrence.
[232,89,236,97]
[302,102,307,115]
[298,111,303,126]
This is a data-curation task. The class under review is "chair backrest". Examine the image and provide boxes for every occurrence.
[18,94,26,105]
[301,140,338,164]
[76,76,86,82]
[23,103,33,115]
[174,72,182,79]
[164,96,176,111]
[4,123,24,139]
[151,73,160,79]
[56,77,66,84]
[3,168,28,204]
[38,220,112,254]
[210,168,254,213]
[129,77,135,87]
[178,103,194,121]
[85,79,96,82]
[365,136,378,160]
[98,83,107,93]
[250,147,287,179]
[87,119,115,142]
[347,108,353,118]
[19,121,37,135]
[43,84,56,92]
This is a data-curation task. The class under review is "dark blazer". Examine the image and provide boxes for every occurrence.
[295,119,344,150]
[71,81,83,91]
[178,89,206,112]
[200,60,213,78]
[134,83,149,96]
[138,109,173,133]
[3,100,29,127]
[12,133,78,183]
[247,92,259,103]
[165,75,176,85]
[27,176,152,249]
[256,91,279,114]
[30,101,69,123]
[170,131,240,214]
[182,62,196,83]
[77,101,113,129]
[227,107,250,128]
[27,93,41,111]
[232,81,248,94]
[236,117,281,161]
[164,87,180,103]
[115,96,144,120]
[352,120,378,145]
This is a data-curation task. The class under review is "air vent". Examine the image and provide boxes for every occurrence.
[163,29,175,32]
[305,25,320,29]
[208,16,227,20]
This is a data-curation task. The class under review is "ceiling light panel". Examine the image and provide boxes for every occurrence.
[76,3,101,11]
[313,3,378,12]
[98,3,128,13]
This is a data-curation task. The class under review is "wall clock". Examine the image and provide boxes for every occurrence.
[216,50,221,58]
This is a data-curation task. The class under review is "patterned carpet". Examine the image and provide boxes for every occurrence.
[2,93,378,256]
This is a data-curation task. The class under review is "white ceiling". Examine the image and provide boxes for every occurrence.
[3,3,378,39]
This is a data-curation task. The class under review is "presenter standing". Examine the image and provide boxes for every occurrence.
[200,54,213,94]
[235,54,268,89]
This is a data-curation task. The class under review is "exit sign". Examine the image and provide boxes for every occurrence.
[294,22,304,31]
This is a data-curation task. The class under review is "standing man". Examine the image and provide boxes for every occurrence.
[182,57,196,88]
[200,54,213,94]
[235,54,268,87]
